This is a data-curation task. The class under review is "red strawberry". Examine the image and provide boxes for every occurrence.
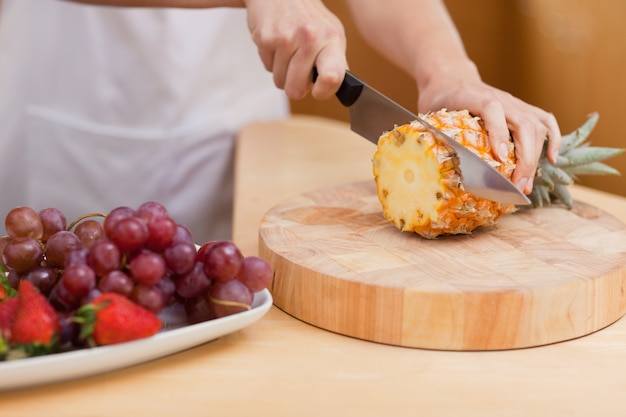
[0,297,19,340]
[78,293,162,346]
[11,280,59,345]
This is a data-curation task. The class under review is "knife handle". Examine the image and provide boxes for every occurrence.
[312,68,363,107]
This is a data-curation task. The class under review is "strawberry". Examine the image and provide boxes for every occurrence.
[0,297,19,340]
[77,293,162,346]
[10,280,59,346]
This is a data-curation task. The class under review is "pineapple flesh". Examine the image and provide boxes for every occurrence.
[372,109,622,239]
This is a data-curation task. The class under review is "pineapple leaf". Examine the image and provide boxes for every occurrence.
[528,187,544,208]
[560,112,599,153]
[558,146,624,167]
[551,184,574,209]
[564,161,622,176]
[542,163,574,185]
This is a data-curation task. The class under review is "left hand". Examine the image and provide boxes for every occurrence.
[417,74,562,195]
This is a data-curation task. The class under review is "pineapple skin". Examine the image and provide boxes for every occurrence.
[372,109,517,239]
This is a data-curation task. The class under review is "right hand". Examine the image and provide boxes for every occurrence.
[244,0,348,100]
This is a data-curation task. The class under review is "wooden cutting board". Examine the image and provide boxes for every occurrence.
[259,180,626,350]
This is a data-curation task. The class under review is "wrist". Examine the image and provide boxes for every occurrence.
[414,57,481,93]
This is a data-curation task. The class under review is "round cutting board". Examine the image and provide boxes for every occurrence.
[259,180,626,350]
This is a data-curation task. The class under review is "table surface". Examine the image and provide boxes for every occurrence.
[3,115,626,417]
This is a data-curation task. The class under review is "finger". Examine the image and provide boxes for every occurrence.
[310,43,347,100]
[509,120,540,194]
[542,112,562,163]
[478,101,510,164]
[270,46,295,91]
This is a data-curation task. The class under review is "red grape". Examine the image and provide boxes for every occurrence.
[3,236,44,273]
[5,206,43,239]
[145,215,177,251]
[163,241,196,275]
[74,219,104,249]
[64,247,89,267]
[131,284,164,314]
[98,270,134,296]
[129,251,166,286]
[38,207,67,241]
[172,224,194,244]
[25,266,58,296]
[0,236,10,266]
[175,262,211,299]
[46,230,82,268]
[202,241,243,282]
[103,206,135,237]
[196,241,217,262]
[184,295,215,324]
[155,273,176,306]
[236,256,273,292]
[136,201,169,224]
[87,238,121,276]
[109,216,149,252]
[61,264,96,298]
[209,279,253,318]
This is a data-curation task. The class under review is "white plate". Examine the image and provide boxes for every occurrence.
[0,289,272,391]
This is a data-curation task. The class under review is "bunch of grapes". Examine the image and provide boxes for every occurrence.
[0,202,273,330]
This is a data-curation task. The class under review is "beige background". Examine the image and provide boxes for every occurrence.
[291,0,626,197]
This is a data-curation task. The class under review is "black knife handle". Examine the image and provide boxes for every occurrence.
[312,68,363,107]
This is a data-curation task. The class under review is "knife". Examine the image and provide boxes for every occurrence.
[319,69,531,205]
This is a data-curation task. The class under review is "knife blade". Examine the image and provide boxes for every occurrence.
[325,70,531,205]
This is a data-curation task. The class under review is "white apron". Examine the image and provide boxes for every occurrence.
[0,0,289,242]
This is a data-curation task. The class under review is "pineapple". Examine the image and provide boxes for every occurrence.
[372,109,623,239]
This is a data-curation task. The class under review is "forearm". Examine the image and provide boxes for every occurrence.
[344,0,480,89]
[65,0,244,8]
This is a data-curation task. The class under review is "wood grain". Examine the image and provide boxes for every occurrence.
[260,180,626,350]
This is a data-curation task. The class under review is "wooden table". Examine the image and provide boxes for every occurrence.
[3,115,626,416]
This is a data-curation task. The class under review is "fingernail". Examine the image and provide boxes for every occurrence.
[516,177,528,191]
[525,177,534,194]
[498,143,509,161]
[551,149,559,163]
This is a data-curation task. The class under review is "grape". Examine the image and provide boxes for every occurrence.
[0,236,10,266]
[136,201,169,224]
[172,224,194,244]
[155,273,176,306]
[50,279,81,310]
[129,251,166,286]
[184,295,215,324]
[38,207,67,241]
[163,241,196,275]
[46,230,82,268]
[196,241,217,262]
[5,206,43,239]
[209,279,253,318]
[74,219,104,249]
[103,206,135,237]
[145,215,177,252]
[64,247,89,267]
[98,270,134,296]
[87,238,121,276]
[236,256,273,292]
[25,266,58,296]
[61,264,96,298]
[175,262,211,299]
[202,240,243,282]
[131,284,164,314]
[6,269,21,289]
[3,236,44,273]
[109,216,149,252]
[57,311,84,349]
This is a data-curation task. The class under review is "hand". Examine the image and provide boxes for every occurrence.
[417,73,562,195]
[244,0,347,100]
